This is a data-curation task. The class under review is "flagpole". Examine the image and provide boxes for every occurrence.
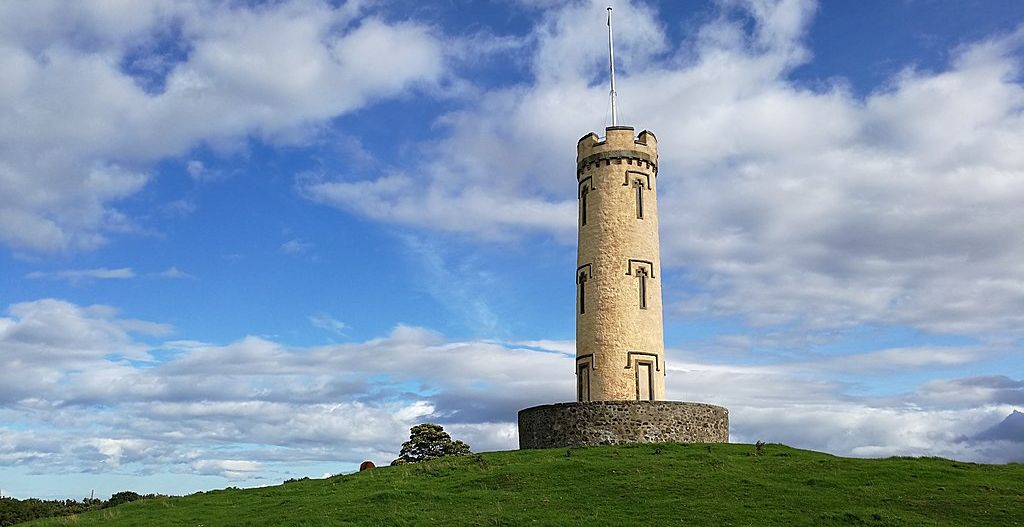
[607,6,618,126]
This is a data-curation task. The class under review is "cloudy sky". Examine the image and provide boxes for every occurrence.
[2,0,1024,500]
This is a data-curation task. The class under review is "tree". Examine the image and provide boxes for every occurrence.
[105,491,142,508]
[393,423,471,464]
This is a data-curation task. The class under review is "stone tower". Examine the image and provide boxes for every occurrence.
[575,126,664,402]
[516,7,727,449]
[516,122,731,448]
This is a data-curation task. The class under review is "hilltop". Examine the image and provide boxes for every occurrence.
[22,443,1024,526]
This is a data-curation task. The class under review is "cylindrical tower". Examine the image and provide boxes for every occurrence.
[518,10,727,450]
[575,125,664,401]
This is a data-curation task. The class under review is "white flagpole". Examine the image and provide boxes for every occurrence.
[607,6,618,126]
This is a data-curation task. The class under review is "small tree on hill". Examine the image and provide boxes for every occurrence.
[105,491,142,508]
[393,423,471,464]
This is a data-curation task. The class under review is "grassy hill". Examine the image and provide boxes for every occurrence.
[22,443,1024,526]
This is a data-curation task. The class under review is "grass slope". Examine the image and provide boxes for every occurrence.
[24,443,1024,527]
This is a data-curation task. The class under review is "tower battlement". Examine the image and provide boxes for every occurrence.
[576,127,658,178]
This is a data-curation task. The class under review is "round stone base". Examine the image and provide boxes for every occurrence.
[518,400,729,449]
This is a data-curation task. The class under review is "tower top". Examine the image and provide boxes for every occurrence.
[576,126,658,177]
[607,6,618,127]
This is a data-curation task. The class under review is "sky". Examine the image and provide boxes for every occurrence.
[1,0,1023,500]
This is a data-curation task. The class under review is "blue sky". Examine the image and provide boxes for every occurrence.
[1,0,1023,500]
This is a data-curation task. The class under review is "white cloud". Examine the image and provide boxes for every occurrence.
[191,460,263,480]
[160,199,197,218]
[513,340,576,355]
[0,297,561,477]
[185,160,222,182]
[280,238,313,255]
[25,267,136,282]
[658,23,1024,337]
[729,404,1020,462]
[0,301,569,476]
[916,376,1024,408]
[153,266,195,279]
[1,297,1021,486]
[89,438,157,469]
[0,0,444,253]
[308,313,346,335]
[0,299,153,363]
[0,299,176,414]
[811,346,988,373]
[301,1,1024,341]
[666,357,1024,463]
[297,0,670,242]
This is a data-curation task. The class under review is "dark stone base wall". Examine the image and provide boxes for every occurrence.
[518,401,729,449]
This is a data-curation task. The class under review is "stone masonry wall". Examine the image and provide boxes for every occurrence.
[518,401,729,449]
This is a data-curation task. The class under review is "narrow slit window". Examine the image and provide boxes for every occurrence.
[636,267,648,309]
[580,187,589,226]
[578,272,589,314]
[633,179,644,219]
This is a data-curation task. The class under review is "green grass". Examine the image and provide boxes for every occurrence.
[22,443,1024,526]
